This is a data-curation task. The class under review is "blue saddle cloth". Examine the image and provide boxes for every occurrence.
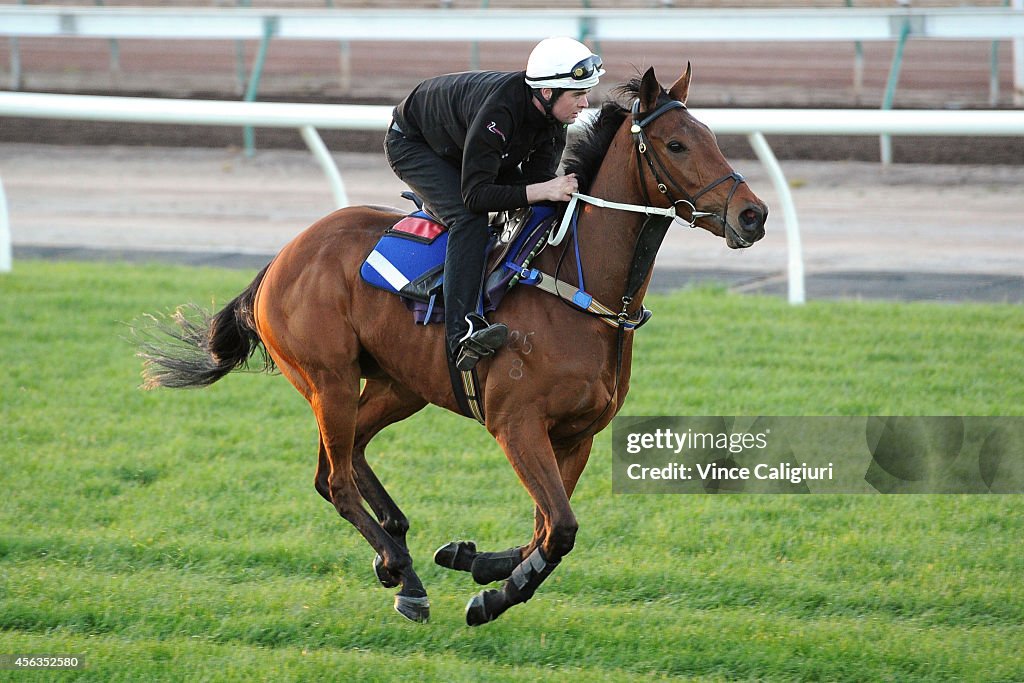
[359,210,449,302]
[359,204,558,324]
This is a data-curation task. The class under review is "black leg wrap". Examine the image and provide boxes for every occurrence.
[503,546,559,604]
[433,540,478,572]
[470,547,522,585]
[465,547,559,626]
[465,588,509,627]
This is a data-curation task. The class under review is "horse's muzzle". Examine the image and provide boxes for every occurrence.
[726,202,768,249]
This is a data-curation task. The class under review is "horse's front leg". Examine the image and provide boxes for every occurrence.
[461,429,590,626]
[435,437,593,585]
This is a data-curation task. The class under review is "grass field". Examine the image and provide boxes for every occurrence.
[1,260,1022,682]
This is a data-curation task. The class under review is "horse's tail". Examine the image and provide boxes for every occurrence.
[136,263,274,390]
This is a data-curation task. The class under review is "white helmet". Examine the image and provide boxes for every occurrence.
[525,37,604,90]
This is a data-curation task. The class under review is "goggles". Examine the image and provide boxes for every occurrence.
[547,55,603,82]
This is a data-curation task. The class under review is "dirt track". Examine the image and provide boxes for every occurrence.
[3,143,1022,280]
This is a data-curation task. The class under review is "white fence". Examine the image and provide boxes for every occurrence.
[2,5,1022,42]
[3,91,1024,303]
[2,5,1024,103]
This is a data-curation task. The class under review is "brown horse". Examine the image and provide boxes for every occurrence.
[138,65,767,626]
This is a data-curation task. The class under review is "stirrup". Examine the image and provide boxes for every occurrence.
[454,314,508,371]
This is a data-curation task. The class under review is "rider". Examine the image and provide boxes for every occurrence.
[384,37,604,371]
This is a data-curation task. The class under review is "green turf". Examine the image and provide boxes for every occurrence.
[1,260,1021,682]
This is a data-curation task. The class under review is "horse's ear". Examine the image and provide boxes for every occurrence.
[639,66,663,110]
[668,62,692,104]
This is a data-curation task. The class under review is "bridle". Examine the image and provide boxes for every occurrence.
[544,94,754,325]
[630,98,747,236]
[547,95,752,255]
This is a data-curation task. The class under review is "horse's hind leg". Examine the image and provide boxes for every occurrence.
[312,373,430,622]
[313,377,425,515]
[314,436,332,503]
[349,378,427,588]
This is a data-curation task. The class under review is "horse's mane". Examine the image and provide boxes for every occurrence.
[563,77,667,194]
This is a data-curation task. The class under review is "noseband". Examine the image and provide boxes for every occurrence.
[630,98,746,230]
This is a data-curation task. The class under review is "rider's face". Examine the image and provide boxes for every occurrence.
[549,89,591,124]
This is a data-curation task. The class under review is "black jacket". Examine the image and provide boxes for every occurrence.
[393,70,566,213]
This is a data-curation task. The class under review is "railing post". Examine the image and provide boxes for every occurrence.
[880,18,911,165]
[991,38,1001,108]
[9,0,25,90]
[234,45,247,96]
[579,0,600,56]
[339,41,351,93]
[8,36,21,91]
[991,0,1012,107]
[242,16,277,157]
[846,0,864,100]
[299,125,348,208]
[747,132,804,305]
[234,0,252,96]
[471,0,486,70]
[853,41,864,100]
[1014,0,1024,106]
[93,0,120,75]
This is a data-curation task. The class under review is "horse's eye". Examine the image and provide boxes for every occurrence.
[667,141,687,153]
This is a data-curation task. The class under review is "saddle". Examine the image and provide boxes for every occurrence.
[359,193,560,325]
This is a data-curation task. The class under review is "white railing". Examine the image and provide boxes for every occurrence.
[2,91,1024,303]
[1,6,1022,42]
[2,5,1023,104]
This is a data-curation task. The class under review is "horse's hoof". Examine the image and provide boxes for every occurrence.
[394,594,430,623]
[373,554,400,588]
[433,540,477,572]
[465,590,502,627]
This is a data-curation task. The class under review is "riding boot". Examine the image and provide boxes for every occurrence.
[443,222,507,371]
[454,313,508,371]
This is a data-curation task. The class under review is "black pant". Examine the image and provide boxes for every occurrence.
[384,129,491,353]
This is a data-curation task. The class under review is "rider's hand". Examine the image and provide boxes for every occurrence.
[526,174,578,203]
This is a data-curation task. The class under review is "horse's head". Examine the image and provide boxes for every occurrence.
[629,66,767,249]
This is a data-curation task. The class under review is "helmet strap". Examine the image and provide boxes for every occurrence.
[532,88,563,121]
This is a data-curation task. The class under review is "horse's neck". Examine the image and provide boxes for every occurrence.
[565,146,660,313]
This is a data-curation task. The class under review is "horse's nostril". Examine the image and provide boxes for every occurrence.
[740,208,761,230]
